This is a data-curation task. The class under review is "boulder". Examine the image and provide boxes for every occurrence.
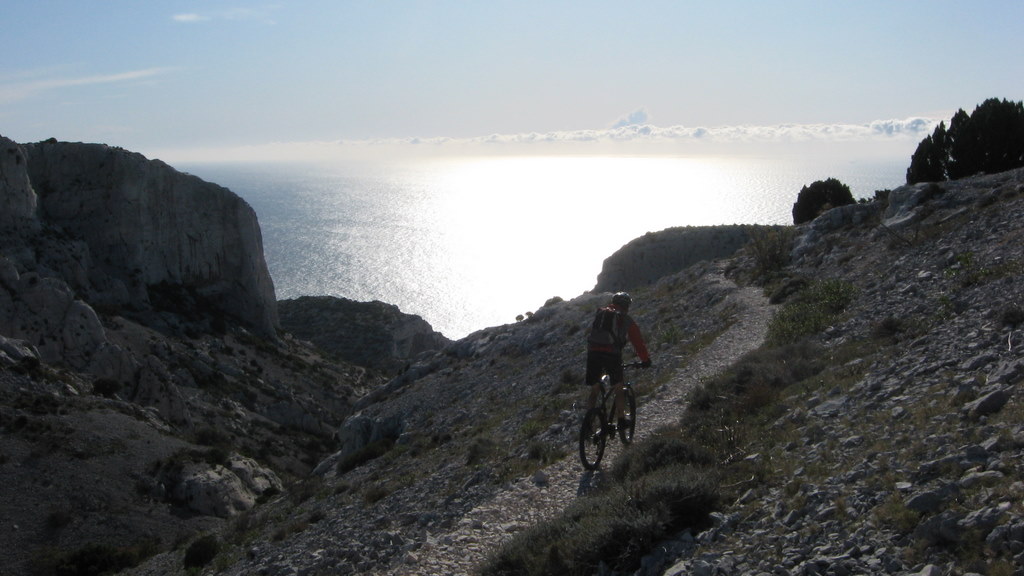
[314,413,406,477]
[1,271,108,369]
[169,455,282,518]
[963,388,1012,420]
[0,334,39,369]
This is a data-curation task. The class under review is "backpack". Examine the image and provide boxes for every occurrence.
[588,306,627,349]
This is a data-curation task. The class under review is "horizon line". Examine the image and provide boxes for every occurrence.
[150,116,943,164]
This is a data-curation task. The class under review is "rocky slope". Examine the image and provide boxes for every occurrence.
[126,167,1024,576]
[657,168,1024,576]
[0,135,383,575]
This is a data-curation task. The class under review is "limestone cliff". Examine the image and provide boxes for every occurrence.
[594,224,754,291]
[21,138,277,337]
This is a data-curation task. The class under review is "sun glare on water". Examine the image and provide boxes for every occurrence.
[194,152,905,339]
[393,155,793,335]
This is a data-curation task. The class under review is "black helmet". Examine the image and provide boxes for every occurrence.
[611,292,632,311]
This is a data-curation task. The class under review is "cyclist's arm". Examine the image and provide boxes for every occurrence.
[627,322,650,364]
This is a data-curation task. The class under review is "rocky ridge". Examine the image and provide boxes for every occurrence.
[595,225,753,292]
[278,296,450,371]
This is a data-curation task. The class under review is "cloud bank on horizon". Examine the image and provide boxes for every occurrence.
[405,116,937,147]
[158,115,940,164]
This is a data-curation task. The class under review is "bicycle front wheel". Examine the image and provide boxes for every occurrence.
[579,407,607,470]
[618,387,637,444]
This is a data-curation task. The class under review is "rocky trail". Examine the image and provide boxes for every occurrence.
[383,271,774,576]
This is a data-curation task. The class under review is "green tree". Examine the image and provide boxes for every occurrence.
[907,98,1024,184]
[792,178,855,225]
[906,121,948,183]
[967,98,1024,174]
[947,108,980,180]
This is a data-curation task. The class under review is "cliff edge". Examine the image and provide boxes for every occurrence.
[19,137,278,337]
[595,224,755,292]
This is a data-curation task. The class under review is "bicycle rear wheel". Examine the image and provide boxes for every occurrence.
[618,387,637,444]
[579,407,607,470]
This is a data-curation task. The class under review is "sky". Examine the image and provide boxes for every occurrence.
[2,1,1022,164]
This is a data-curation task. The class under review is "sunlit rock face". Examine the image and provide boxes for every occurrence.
[0,135,38,232]
[20,138,278,336]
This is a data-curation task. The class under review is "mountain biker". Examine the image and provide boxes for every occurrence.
[585,292,651,431]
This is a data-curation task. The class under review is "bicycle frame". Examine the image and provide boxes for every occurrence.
[579,362,642,470]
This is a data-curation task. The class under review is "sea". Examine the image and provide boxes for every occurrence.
[182,154,907,340]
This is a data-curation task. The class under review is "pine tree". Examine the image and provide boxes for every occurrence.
[906,122,948,184]
[907,98,1024,184]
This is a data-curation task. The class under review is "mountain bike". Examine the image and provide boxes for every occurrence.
[578,362,642,470]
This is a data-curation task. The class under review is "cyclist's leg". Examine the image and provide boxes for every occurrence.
[584,352,605,410]
[608,360,626,422]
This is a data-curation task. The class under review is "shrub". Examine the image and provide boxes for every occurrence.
[193,426,230,448]
[792,178,854,225]
[183,534,220,569]
[1001,305,1024,327]
[364,484,392,504]
[686,346,819,462]
[465,436,497,466]
[609,430,715,482]
[871,316,906,341]
[91,379,121,398]
[525,440,565,465]
[746,226,795,281]
[42,542,149,576]
[479,464,719,576]
[766,279,857,345]
[337,438,395,474]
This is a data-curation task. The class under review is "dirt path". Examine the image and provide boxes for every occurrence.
[384,272,773,576]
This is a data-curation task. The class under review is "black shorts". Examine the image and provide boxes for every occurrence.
[585,351,623,386]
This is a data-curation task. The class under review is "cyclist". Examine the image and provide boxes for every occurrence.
[585,292,651,431]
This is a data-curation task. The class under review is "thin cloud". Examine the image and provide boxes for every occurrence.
[154,117,945,165]
[0,68,175,105]
[172,13,208,23]
[361,117,942,148]
[171,7,278,25]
